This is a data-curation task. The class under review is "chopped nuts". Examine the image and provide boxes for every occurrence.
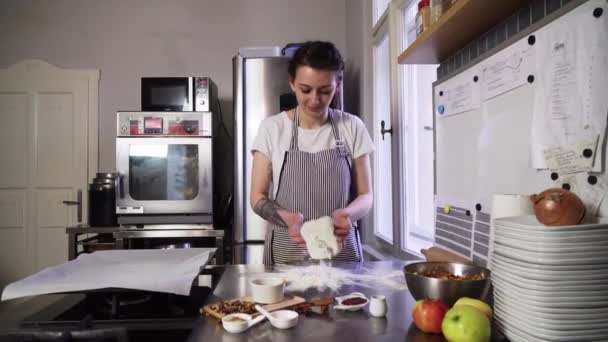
[207,300,257,316]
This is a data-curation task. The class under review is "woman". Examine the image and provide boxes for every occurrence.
[250,41,374,265]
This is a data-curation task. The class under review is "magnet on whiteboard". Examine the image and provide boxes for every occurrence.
[443,205,451,214]
[593,8,603,18]
[583,148,593,158]
[588,175,598,185]
[438,105,445,114]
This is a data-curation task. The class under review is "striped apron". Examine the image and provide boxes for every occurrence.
[263,108,362,265]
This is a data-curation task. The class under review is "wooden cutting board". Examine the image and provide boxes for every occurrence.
[201,295,306,320]
[421,247,472,264]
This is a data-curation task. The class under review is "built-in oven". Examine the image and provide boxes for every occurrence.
[115,112,213,225]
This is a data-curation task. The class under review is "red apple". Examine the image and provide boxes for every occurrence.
[412,299,449,334]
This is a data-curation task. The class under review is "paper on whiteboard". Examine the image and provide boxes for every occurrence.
[554,173,606,217]
[1,248,216,301]
[542,136,599,174]
[481,39,535,101]
[531,4,608,171]
[435,67,481,117]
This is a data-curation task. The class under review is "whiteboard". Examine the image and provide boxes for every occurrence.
[434,0,608,219]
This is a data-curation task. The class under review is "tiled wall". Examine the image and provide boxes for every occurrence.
[437,0,581,81]
[435,206,492,267]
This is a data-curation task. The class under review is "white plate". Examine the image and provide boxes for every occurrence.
[494,319,546,342]
[491,258,608,283]
[494,298,608,327]
[493,244,608,265]
[333,292,369,311]
[494,233,608,252]
[495,308,608,341]
[495,303,608,336]
[494,225,608,241]
[491,262,608,289]
[494,241,608,258]
[494,215,608,231]
[495,306,608,335]
[495,304,608,331]
[491,253,608,273]
[496,316,608,342]
[492,272,608,299]
[494,296,608,322]
[494,227,608,243]
[492,278,608,304]
[493,291,608,315]
[493,223,608,238]
[493,224,608,240]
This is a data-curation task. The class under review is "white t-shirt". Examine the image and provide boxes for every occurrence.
[251,110,374,197]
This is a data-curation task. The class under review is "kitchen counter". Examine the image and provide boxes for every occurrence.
[190,261,505,342]
[0,261,506,341]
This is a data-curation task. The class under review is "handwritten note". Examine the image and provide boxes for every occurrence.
[543,137,598,174]
[482,39,535,101]
[531,3,608,171]
[436,67,481,117]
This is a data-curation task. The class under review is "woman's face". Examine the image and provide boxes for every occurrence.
[289,66,340,117]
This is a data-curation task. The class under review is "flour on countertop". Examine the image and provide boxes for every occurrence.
[250,263,408,292]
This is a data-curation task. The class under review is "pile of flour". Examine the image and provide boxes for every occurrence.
[250,262,408,292]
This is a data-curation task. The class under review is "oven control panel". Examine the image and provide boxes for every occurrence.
[116,112,212,137]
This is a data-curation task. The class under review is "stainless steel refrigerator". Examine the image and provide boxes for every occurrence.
[232,55,295,264]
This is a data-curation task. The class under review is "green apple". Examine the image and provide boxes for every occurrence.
[441,305,491,342]
[453,297,493,320]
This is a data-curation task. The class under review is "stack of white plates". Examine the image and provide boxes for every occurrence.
[491,215,608,342]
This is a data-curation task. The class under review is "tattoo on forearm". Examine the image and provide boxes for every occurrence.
[253,198,288,227]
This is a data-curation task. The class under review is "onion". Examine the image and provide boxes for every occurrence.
[529,188,586,226]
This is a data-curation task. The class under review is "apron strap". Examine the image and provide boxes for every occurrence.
[328,108,342,143]
[289,108,299,150]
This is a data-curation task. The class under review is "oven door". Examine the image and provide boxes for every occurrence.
[116,137,212,215]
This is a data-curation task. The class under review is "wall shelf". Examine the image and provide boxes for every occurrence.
[398,0,530,64]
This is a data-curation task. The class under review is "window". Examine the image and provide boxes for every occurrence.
[373,0,391,26]
[369,0,437,257]
[373,28,393,243]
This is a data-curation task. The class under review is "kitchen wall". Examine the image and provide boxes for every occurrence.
[0,0,353,173]
[344,0,376,246]
[1,0,381,247]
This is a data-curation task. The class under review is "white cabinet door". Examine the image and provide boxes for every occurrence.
[0,60,98,289]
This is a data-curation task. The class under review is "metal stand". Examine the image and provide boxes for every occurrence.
[66,225,225,264]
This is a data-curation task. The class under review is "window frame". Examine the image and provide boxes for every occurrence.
[367,0,435,260]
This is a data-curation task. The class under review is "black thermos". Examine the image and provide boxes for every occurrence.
[88,173,119,227]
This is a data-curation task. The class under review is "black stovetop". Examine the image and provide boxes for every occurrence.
[13,268,223,342]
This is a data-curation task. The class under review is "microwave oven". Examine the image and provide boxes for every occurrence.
[141,77,217,112]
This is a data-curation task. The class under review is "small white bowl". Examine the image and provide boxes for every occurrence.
[221,313,254,333]
[250,277,285,304]
[268,310,299,329]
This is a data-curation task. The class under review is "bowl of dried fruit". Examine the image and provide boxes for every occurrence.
[403,262,491,306]
[333,292,369,311]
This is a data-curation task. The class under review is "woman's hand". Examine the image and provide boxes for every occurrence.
[332,209,353,241]
[286,212,305,244]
